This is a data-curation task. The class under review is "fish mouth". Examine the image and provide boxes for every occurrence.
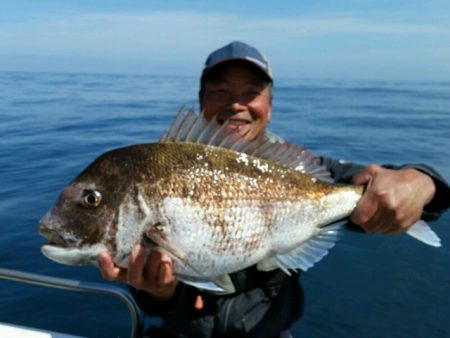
[38,223,79,248]
[39,224,104,266]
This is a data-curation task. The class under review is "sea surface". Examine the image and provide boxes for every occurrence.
[0,72,449,338]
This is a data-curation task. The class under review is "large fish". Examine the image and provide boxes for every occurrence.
[38,109,441,292]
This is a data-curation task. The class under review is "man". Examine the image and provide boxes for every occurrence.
[98,41,450,337]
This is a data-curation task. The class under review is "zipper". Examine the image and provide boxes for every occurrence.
[222,296,236,332]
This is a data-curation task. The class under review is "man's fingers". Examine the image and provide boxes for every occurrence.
[350,167,377,226]
[97,252,127,281]
[351,164,385,186]
[146,250,172,285]
[363,210,391,233]
[146,249,163,281]
[98,248,178,300]
[127,245,146,285]
[350,187,377,228]
[158,261,174,285]
[352,171,370,186]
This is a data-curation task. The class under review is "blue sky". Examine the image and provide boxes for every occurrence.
[1,0,449,80]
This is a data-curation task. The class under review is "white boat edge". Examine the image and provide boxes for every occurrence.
[0,322,86,338]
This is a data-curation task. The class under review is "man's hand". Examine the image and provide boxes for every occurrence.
[97,245,178,301]
[350,164,436,234]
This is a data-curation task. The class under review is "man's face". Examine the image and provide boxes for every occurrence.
[201,62,272,140]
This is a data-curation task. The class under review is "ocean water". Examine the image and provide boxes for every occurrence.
[0,72,449,338]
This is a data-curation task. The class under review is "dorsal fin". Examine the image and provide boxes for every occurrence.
[160,107,332,182]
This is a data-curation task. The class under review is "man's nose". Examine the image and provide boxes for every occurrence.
[231,101,246,112]
[229,94,248,112]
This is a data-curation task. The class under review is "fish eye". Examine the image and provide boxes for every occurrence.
[81,190,102,208]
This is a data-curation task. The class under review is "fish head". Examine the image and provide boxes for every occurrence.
[38,150,131,266]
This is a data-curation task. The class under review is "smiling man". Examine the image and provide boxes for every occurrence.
[199,43,273,140]
[98,41,450,338]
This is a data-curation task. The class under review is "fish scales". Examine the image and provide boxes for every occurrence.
[116,143,359,277]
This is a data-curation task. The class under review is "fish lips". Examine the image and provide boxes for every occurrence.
[38,213,80,248]
[38,226,70,248]
[40,243,107,266]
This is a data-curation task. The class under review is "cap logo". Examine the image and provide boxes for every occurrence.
[245,56,267,70]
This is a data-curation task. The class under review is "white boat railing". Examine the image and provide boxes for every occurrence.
[0,267,144,338]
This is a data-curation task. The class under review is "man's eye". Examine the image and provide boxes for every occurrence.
[244,91,260,99]
[210,89,229,97]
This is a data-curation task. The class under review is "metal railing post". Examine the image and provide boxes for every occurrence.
[0,268,144,338]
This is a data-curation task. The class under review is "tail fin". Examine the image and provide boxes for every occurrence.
[406,220,441,247]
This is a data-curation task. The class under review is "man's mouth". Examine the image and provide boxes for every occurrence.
[222,119,250,134]
[218,117,250,127]
[228,119,249,126]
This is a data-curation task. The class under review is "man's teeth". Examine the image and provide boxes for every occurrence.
[228,119,248,126]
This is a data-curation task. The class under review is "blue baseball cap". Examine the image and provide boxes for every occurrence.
[201,41,273,82]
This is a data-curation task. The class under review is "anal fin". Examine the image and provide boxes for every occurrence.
[177,274,237,294]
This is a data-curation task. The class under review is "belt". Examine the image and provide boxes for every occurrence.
[228,266,297,294]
